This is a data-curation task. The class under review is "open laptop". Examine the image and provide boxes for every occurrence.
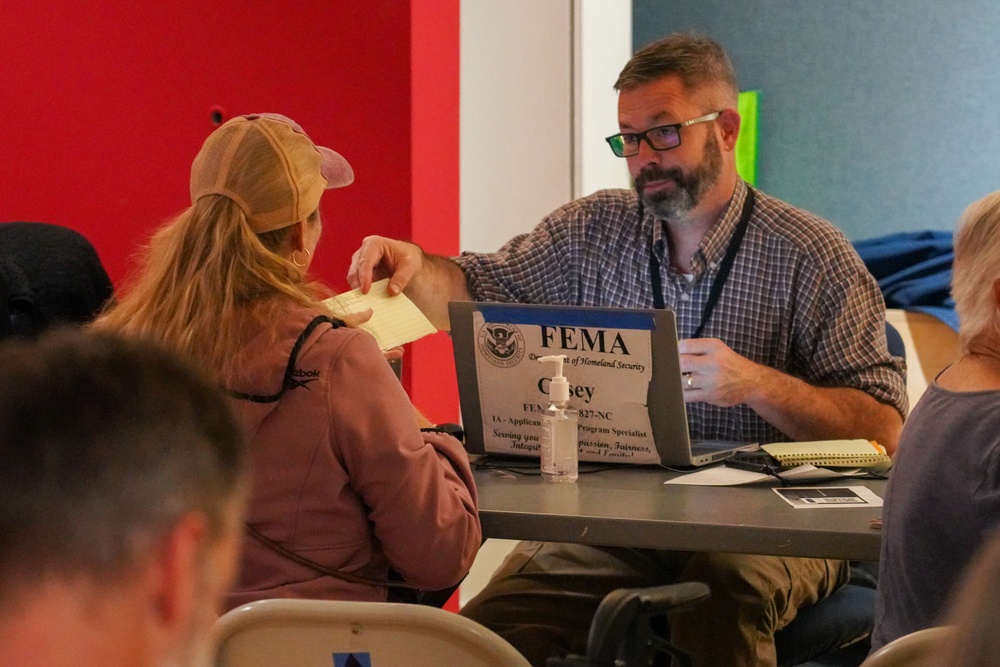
[449,302,757,467]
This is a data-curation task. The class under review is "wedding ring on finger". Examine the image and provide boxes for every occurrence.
[683,372,693,390]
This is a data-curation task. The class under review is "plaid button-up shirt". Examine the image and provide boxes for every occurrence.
[454,180,907,443]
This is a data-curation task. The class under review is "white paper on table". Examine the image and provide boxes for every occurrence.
[323,279,437,350]
[664,464,869,487]
[772,485,883,508]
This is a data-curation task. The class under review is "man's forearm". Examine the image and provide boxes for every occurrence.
[747,367,904,455]
[404,253,473,331]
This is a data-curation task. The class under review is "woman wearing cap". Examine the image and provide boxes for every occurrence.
[94,114,481,608]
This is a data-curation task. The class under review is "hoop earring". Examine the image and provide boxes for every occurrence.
[292,248,311,268]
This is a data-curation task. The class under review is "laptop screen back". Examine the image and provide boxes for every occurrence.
[449,302,710,466]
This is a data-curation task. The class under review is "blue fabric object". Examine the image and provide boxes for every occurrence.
[853,231,958,331]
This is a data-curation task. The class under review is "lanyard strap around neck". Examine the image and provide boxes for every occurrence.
[649,187,756,338]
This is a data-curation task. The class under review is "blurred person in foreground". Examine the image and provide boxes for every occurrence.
[93,113,480,608]
[0,329,249,667]
[924,532,1000,667]
[872,191,1000,651]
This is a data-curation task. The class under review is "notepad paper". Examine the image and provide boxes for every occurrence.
[323,279,437,351]
[664,464,870,486]
[761,440,891,469]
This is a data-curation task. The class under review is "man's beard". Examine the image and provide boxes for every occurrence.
[635,132,723,222]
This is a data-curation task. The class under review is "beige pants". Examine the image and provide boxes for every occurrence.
[460,542,848,667]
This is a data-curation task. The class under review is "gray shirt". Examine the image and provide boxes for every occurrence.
[454,180,906,443]
[872,381,1000,650]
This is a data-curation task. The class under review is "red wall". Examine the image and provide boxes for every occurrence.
[1,1,460,421]
[409,0,460,418]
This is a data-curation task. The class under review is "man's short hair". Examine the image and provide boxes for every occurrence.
[615,32,739,105]
[0,329,248,609]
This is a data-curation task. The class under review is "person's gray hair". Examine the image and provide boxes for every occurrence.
[952,191,1000,352]
[615,32,739,108]
[0,329,249,610]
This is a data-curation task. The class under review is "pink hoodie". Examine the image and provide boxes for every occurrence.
[223,303,480,609]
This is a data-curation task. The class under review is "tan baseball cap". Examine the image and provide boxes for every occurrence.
[190,113,354,233]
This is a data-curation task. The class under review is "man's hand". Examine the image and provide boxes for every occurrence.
[679,338,904,452]
[347,235,424,295]
[678,337,760,406]
[347,236,473,331]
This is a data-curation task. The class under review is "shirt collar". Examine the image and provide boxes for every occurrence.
[697,179,750,271]
[649,179,750,275]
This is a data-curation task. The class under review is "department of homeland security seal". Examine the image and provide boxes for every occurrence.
[478,323,525,368]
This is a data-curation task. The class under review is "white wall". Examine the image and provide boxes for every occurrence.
[459,1,631,254]
[573,0,633,199]
[457,3,632,599]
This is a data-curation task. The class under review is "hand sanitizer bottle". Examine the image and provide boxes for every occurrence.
[538,355,579,482]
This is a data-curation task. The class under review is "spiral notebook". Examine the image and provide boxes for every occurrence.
[760,440,890,468]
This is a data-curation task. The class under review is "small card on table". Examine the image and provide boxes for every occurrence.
[773,486,883,509]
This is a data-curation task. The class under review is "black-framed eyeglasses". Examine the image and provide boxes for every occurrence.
[605,111,721,158]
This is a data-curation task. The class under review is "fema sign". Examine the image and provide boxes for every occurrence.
[477,323,525,368]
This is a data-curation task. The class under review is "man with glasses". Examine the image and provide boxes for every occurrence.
[348,33,905,667]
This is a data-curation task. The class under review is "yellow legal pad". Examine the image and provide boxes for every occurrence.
[323,279,437,351]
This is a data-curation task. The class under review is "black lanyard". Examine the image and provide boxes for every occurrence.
[649,187,756,339]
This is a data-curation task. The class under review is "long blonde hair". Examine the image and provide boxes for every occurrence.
[94,194,332,378]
